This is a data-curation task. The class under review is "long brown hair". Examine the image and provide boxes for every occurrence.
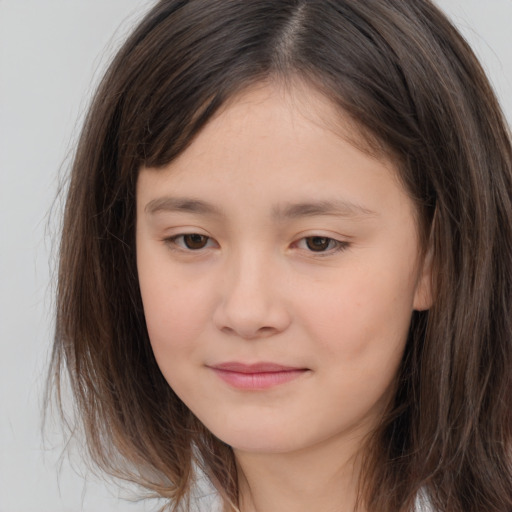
[49,1,512,510]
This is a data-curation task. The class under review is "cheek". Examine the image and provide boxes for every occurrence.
[137,246,212,357]
[138,277,212,398]
[297,261,417,361]
[141,283,209,350]
[298,268,415,423]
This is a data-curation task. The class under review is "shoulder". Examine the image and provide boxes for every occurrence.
[190,489,432,512]
[187,473,223,512]
[192,491,223,512]
[187,475,433,512]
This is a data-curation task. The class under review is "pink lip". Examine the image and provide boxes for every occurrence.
[209,362,309,390]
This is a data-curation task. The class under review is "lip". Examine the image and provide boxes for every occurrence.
[208,362,309,390]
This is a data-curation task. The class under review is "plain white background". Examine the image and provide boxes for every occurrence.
[1,1,511,511]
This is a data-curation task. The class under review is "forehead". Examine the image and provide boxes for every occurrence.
[206,79,390,160]
[148,79,395,181]
[137,81,416,233]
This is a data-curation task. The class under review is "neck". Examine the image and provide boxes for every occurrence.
[234,433,368,512]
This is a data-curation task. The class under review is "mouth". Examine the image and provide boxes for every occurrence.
[208,362,309,390]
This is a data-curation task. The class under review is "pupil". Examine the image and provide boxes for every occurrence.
[184,234,207,249]
[306,237,329,251]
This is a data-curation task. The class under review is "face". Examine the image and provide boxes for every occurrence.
[136,82,431,456]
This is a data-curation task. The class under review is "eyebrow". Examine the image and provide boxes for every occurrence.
[145,197,222,216]
[144,196,377,219]
[272,200,377,220]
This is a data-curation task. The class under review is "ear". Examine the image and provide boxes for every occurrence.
[413,245,433,311]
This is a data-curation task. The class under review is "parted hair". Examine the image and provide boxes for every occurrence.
[49,1,512,511]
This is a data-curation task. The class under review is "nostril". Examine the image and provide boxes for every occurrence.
[220,324,279,340]
[212,268,292,338]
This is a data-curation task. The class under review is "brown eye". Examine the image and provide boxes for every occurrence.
[183,234,210,250]
[305,236,333,252]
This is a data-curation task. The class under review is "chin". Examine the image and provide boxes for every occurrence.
[203,419,299,454]
[227,436,301,455]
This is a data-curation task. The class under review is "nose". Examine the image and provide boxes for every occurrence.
[212,250,292,340]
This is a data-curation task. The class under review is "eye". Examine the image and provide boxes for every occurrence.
[295,236,349,254]
[305,236,334,252]
[166,233,215,251]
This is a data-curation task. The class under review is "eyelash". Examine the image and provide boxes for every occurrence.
[164,233,350,256]
[293,236,349,255]
[164,233,216,251]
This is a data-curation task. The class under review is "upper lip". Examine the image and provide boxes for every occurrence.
[209,362,307,373]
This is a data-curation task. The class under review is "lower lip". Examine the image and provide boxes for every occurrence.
[212,369,307,390]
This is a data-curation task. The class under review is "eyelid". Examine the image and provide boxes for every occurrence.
[160,230,350,255]
[162,232,219,252]
[292,234,351,255]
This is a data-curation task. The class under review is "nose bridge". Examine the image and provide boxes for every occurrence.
[214,244,290,338]
[231,246,268,294]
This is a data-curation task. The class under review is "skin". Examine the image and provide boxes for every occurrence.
[136,82,432,512]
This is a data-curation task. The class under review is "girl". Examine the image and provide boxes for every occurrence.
[49,1,512,511]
